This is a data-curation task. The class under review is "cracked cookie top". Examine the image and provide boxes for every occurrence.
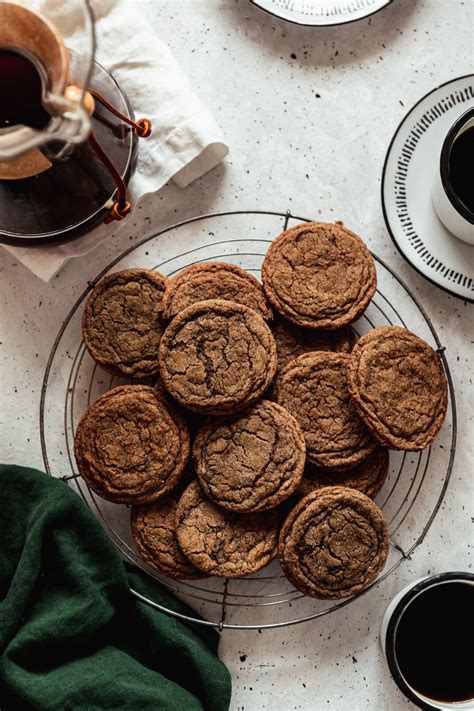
[276,351,376,470]
[272,318,356,385]
[159,299,278,415]
[82,268,168,378]
[193,400,306,512]
[131,497,203,580]
[162,261,273,321]
[175,481,279,578]
[279,486,389,599]
[262,222,376,329]
[297,447,389,500]
[347,326,448,450]
[74,385,190,504]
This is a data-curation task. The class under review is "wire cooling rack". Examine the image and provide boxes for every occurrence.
[40,210,457,630]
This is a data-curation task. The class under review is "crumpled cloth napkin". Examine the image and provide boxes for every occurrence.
[2,0,228,281]
[0,464,232,710]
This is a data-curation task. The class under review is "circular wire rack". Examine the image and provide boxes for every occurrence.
[40,210,457,630]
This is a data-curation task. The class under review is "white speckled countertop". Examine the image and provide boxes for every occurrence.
[0,1,472,709]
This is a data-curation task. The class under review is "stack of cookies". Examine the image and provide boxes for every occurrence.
[75,221,448,600]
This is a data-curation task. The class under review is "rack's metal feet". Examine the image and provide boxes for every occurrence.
[60,474,76,482]
[219,579,230,631]
[390,539,412,560]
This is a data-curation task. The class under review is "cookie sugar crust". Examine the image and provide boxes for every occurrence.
[175,481,279,578]
[262,222,376,329]
[74,385,190,504]
[159,299,277,415]
[193,400,306,512]
[276,351,376,470]
[347,326,448,450]
[162,261,272,321]
[82,268,168,378]
[279,486,389,599]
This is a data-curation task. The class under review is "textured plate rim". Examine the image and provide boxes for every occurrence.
[250,0,392,27]
[381,74,474,304]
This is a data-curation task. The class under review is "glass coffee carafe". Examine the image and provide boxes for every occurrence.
[0,0,145,246]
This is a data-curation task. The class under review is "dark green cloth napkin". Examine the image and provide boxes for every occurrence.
[0,464,231,711]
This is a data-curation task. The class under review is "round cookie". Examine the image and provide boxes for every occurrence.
[297,447,389,500]
[131,498,202,580]
[162,261,272,321]
[159,299,278,415]
[74,385,190,504]
[347,326,448,451]
[82,268,168,378]
[175,481,279,578]
[262,221,376,329]
[273,317,356,374]
[193,400,306,512]
[279,486,389,599]
[276,352,376,470]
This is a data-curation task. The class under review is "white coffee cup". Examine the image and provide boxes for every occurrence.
[432,108,474,245]
[380,572,474,710]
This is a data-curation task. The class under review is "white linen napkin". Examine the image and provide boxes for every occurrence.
[2,0,229,281]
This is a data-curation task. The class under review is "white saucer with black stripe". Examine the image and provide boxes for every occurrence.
[382,76,474,303]
[250,0,391,26]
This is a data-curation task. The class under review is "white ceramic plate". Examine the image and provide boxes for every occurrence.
[382,75,474,303]
[250,0,392,26]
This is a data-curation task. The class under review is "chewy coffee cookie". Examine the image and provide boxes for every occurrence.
[74,385,190,504]
[159,299,277,415]
[279,486,389,599]
[193,400,306,512]
[347,326,448,450]
[262,221,376,329]
[131,498,202,580]
[162,262,272,321]
[276,352,376,470]
[297,446,389,500]
[273,318,355,375]
[175,481,279,578]
[82,268,168,378]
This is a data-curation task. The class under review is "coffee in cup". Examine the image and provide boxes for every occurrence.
[432,108,474,245]
[381,572,474,710]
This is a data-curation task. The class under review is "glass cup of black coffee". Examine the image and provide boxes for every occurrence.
[381,572,474,710]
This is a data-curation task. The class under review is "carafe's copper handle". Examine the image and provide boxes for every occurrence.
[86,89,152,223]
[89,90,152,138]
